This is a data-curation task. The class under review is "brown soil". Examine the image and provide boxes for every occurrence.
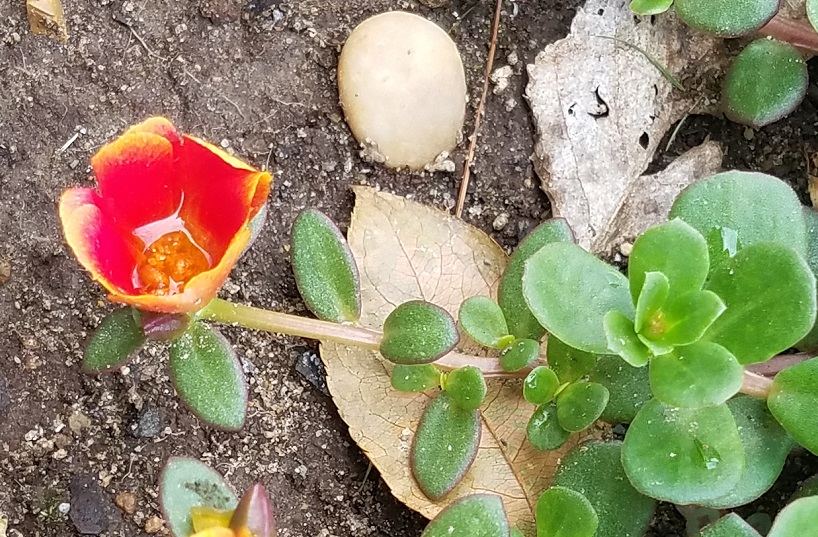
[0,0,815,536]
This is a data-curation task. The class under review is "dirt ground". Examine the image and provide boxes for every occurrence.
[0,0,816,536]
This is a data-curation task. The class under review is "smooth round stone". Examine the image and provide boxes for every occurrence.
[338,12,467,170]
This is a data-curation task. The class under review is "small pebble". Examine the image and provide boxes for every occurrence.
[69,475,109,535]
[144,515,164,534]
[619,241,633,257]
[492,213,509,231]
[115,492,136,515]
[131,405,162,438]
[295,350,329,395]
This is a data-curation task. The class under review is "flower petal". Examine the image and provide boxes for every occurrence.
[124,116,181,144]
[178,135,272,259]
[91,130,180,231]
[59,188,141,293]
[190,528,235,537]
[106,228,252,313]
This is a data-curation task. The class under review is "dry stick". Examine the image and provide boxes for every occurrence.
[758,14,818,55]
[454,0,503,218]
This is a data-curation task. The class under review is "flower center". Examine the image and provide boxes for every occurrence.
[135,231,211,295]
[131,196,212,296]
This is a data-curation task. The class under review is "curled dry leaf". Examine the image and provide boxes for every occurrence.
[526,0,725,255]
[320,187,600,535]
[27,0,68,42]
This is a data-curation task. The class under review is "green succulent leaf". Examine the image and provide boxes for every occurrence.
[604,311,651,367]
[556,381,609,432]
[391,364,441,393]
[499,218,574,341]
[810,0,818,33]
[704,242,816,364]
[411,392,481,500]
[380,301,459,365]
[768,496,818,537]
[791,473,818,502]
[291,208,361,323]
[768,356,818,455]
[159,457,239,537]
[634,271,669,334]
[701,396,795,509]
[523,366,560,405]
[723,39,807,128]
[649,342,743,408]
[445,366,487,410]
[170,322,248,431]
[523,241,633,354]
[554,441,655,537]
[83,307,145,373]
[547,336,599,384]
[622,399,744,504]
[527,402,571,451]
[630,0,673,15]
[797,207,818,352]
[589,355,651,424]
[535,486,598,537]
[700,514,762,537]
[629,219,710,303]
[651,290,725,347]
[674,0,779,37]
[421,494,509,537]
[458,296,512,349]
[500,338,540,372]
[670,171,808,267]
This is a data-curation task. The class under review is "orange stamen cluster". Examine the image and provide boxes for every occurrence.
[135,231,211,295]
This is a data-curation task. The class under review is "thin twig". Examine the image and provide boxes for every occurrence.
[112,16,168,61]
[454,0,503,218]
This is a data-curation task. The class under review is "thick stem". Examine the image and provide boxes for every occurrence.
[747,353,813,377]
[740,370,774,399]
[198,299,525,378]
[758,15,818,55]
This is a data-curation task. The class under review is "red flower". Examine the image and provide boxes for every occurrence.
[60,117,272,313]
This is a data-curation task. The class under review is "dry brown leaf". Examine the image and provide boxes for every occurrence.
[27,0,68,42]
[320,187,599,535]
[526,0,725,254]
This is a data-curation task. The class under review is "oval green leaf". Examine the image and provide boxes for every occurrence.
[723,39,807,128]
[445,366,487,410]
[651,290,725,347]
[604,311,651,367]
[630,0,673,15]
[629,219,709,303]
[527,402,570,451]
[170,322,248,431]
[701,396,795,509]
[391,364,441,393]
[556,381,609,432]
[159,456,239,537]
[500,338,540,372]
[523,366,560,405]
[291,208,361,323]
[674,0,779,37]
[768,496,818,537]
[700,514,762,537]
[459,296,511,349]
[797,207,818,352]
[499,218,574,341]
[810,0,818,33]
[536,486,598,537]
[547,335,598,384]
[634,271,669,335]
[421,494,509,537]
[524,241,633,354]
[411,392,481,500]
[671,171,807,268]
[588,355,651,424]
[83,307,145,373]
[704,242,816,364]
[554,441,655,537]
[380,301,459,365]
[768,356,818,455]
[622,399,744,504]
[649,342,743,408]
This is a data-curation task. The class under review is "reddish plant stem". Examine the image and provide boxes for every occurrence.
[747,352,814,377]
[758,14,818,55]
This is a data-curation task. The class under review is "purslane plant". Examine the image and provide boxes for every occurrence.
[630,0,818,128]
[62,119,818,536]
